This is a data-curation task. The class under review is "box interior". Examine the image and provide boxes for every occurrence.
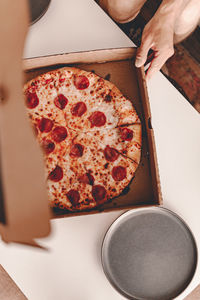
[24,52,162,218]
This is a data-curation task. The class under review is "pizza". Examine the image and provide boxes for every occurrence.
[23,67,142,211]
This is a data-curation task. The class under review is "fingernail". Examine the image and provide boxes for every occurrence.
[135,59,142,68]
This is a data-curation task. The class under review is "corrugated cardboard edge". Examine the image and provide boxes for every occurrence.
[23,47,163,218]
[0,265,27,300]
[136,67,163,205]
[23,47,135,70]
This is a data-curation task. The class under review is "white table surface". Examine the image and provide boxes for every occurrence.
[1,0,200,299]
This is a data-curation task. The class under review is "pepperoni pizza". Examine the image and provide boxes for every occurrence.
[23,67,142,211]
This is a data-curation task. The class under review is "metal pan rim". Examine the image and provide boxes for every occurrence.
[101,206,198,300]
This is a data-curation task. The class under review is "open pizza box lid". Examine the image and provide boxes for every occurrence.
[0,1,51,247]
[0,46,162,246]
[0,73,51,247]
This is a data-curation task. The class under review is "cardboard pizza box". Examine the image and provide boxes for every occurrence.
[0,47,162,244]
[24,47,162,216]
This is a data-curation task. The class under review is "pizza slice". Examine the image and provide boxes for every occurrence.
[23,71,67,127]
[46,128,138,211]
[54,132,138,211]
[90,124,142,164]
[27,113,77,159]
[51,67,140,132]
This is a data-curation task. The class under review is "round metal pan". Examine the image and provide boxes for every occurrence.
[28,0,51,24]
[102,207,197,300]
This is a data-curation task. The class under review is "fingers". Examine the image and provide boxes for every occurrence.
[135,38,151,68]
[145,51,154,66]
[146,48,174,80]
[145,55,165,80]
[135,18,175,79]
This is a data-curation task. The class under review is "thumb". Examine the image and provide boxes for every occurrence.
[135,41,150,68]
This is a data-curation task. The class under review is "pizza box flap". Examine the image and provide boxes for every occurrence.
[23,47,136,70]
[0,83,51,246]
[0,0,51,246]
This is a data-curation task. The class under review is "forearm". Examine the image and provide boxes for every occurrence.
[155,0,186,25]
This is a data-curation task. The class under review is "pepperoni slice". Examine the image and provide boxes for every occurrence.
[44,78,52,85]
[26,91,39,109]
[88,111,106,127]
[66,189,80,206]
[121,128,134,141]
[74,75,89,90]
[59,77,65,83]
[104,146,119,162]
[70,143,84,158]
[54,94,68,110]
[71,102,87,117]
[48,166,63,182]
[51,126,67,143]
[92,185,107,202]
[79,173,94,185]
[38,118,53,133]
[112,166,127,181]
[42,139,55,155]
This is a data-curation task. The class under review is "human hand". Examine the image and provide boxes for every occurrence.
[135,13,175,80]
